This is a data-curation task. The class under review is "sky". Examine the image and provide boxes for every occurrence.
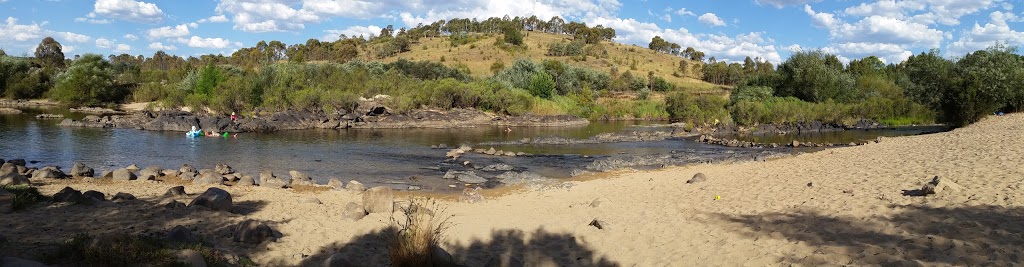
[0,0,1021,64]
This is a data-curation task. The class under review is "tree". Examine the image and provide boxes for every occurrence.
[941,46,1024,126]
[35,37,65,69]
[51,54,117,106]
[900,50,954,110]
[776,50,856,102]
[529,71,555,98]
[194,64,221,97]
[503,26,523,46]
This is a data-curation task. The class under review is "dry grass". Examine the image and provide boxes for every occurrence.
[362,32,720,92]
[386,198,454,267]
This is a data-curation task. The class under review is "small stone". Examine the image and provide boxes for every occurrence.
[126,164,140,172]
[327,178,344,189]
[82,190,105,201]
[164,186,187,197]
[111,168,137,181]
[188,188,232,211]
[180,164,197,174]
[112,192,136,201]
[341,202,366,221]
[408,186,421,191]
[166,225,197,243]
[236,176,256,186]
[362,186,394,214]
[289,170,314,186]
[791,140,800,147]
[233,219,276,244]
[686,173,707,184]
[589,219,608,230]
[300,197,322,205]
[346,180,365,191]
[161,199,186,209]
[192,172,224,186]
[215,163,233,175]
[589,198,607,208]
[53,187,84,203]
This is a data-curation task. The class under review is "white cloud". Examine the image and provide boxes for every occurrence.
[322,25,382,41]
[56,31,91,43]
[698,13,726,26]
[188,22,199,28]
[785,44,804,52]
[123,34,138,41]
[675,8,696,16]
[0,17,42,42]
[62,45,76,55]
[92,0,165,23]
[74,17,112,24]
[146,24,189,39]
[587,17,783,63]
[834,16,945,48]
[804,5,838,29]
[841,0,1001,26]
[182,36,232,48]
[95,38,113,48]
[114,44,132,53]
[948,10,1024,55]
[826,42,913,64]
[148,42,176,51]
[215,0,319,32]
[207,15,229,23]
[755,0,822,9]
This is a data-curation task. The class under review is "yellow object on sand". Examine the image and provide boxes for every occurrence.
[715,195,721,200]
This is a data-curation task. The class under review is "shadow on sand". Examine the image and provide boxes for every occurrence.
[293,227,620,267]
[711,205,1024,265]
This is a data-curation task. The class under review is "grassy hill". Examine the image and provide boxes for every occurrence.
[362,31,723,95]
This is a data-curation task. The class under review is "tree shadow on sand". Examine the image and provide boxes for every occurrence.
[295,227,619,267]
[711,205,1024,265]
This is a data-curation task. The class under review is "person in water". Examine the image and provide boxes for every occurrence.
[230,112,238,122]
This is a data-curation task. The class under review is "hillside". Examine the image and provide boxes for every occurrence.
[363,31,723,94]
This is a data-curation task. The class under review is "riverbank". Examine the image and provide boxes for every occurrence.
[3,113,1022,266]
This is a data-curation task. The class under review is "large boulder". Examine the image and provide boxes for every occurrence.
[233,220,276,244]
[193,172,224,186]
[341,202,366,221]
[112,192,136,201]
[139,166,163,180]
[0,163,18,176]
[161,169,181,177]
[111,168,137,181]
[53,187,84,203]
[362,186,394,214]
[33,166,67,179]
[126,164,140,172]
[289,170,314,186]
[164,186,187,197]
[236,175,256,186]
[82,190,105,201]
[215,163,234,175]
[0,172,29,186]
[188,188,232,211]
[260,171,289,188]
[6,159,25,167]
[70,162,95,177]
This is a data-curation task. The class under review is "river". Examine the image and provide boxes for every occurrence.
[0,108,945,191]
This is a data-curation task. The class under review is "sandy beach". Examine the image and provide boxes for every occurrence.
[3,113,1023,266]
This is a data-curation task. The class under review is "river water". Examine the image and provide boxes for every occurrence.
[0,108,945,190]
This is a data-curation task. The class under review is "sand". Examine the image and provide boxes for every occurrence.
[4,114,1024,266]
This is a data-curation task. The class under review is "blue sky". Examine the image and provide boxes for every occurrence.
[1,0,1021,64]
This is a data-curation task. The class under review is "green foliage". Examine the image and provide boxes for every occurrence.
[776,50,856,102]
[490,60,505,75]
[547,41,585,57]
[35,37,65,69]
[46,233,229,267]
[528,71,555,98]
[1,184,44,211]
[730,85,774,103]
[503,26,524,46]
[194,64,221,97]
[51,54,124,107]
[942,46,1024,126]
[666,93,730,125]
[729,96,934,126]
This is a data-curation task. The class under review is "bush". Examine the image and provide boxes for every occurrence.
[528,72,555,99]
[386,199,451,267]
[1,184,44,211]
[730,85,774,103]
[666,93,730,125]
[50,54,123,107]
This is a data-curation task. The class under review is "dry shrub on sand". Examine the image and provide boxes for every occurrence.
[386,198,453,267]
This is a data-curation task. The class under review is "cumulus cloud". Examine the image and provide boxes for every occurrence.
[146,24,189,39]
[841,0,1001,26]
[675,8,696,16]
[148,42,176,51]
[182,36,232,48]
[92,0,165,23]
[948,10,1024,55]
[755,0,822,9]
[825,42,913,64]
[123,34,138,41]
[74,17,112,24]
[804,5,838,29]
[0,17,42,42]
[587,17,783,63]
[95,38,113,48]
[56,32,91,43]
[207,15,229,23]
[698,13,726,26]
[322,25,382,41]
[114,43,131,53]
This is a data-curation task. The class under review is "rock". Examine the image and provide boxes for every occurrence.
[53,187,84,203]
[346,180,365,191]
[33,166,67,179]
[112,192,136,201]
[432,246,456,267]
[139,166,163,180]
[686,173,707,184]
[496,171,547,185]
[482,164,514,172]
[300,197,322,205]
[6,159,25,167]
[126,164,140,172]
[484,255,525,267]
[193,172,224,186]
[341,202,367,221]
[327,178,343,189]
[260,171,289,188]
[289,170,314,186]
[408,186,421,191]
[176,250,207,267]
[161,169,181,177]
[0,189,13,213]
[188,188,232,211]
[180,164,197,174]
[444,170,487,184]
[1,257,48,267]
[165,186,187,197]
[791,140,800,147]
[0,172,29,186]
[112,168,137,181]
[161,199,186,209]
[236,176,256,186]
[82,190,105,201]
[503,152,517,157]
[0,163,17,175]
[459,188,485,204]
[485,148,497,155]
[362,186,394,214]
[445,148,465,158]
[589,198,608,208]
[166,225,198,243]
[921,176,963,195]
[70,162,95,177]
[233,219,276,244]
[215,163,234,175]
[589,219,608,230]
[179,171,197,181]
[323,253,352,267]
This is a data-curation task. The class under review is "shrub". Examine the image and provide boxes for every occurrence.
[1,184,44,211]
[386,199,452,267]
[666,93,730,125]
[730,85,774,103]
[528,72,555,99]
[50,54,121,107]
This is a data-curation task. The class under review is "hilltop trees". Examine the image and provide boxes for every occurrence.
[35,37,65,69]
